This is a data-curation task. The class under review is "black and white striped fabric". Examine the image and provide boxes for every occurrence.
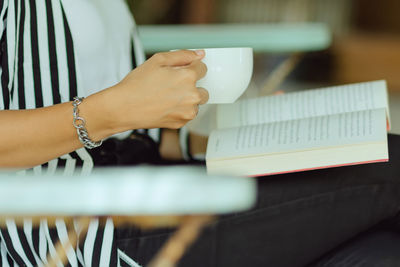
[0,0,159,266]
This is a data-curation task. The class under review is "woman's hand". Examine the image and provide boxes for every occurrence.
[0,50,208,168]
[92,49,209,133]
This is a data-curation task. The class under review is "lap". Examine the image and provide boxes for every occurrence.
[116,134,400,267]
[310,229,400,266]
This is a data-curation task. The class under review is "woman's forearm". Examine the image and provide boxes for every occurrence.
[0,92,114,168]
[0,50,208,168]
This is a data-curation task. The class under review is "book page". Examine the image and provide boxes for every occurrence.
[217,80,389,129]
[207,108,387,160]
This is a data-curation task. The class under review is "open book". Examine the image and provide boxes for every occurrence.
[206,80,390,176]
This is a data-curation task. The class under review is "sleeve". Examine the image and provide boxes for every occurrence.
[0,0,7,40]
[0,0,8,111]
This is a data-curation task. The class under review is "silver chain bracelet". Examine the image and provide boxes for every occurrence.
[72,97,102,149]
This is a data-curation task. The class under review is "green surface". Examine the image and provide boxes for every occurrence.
[138,23,331,54]
[0,167,256,215]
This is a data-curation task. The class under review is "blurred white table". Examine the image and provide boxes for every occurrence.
[139,23,331,53]
[0,167,256,267]
[0,167,255,215]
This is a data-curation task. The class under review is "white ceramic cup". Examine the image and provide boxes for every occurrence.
[196,47,253,104]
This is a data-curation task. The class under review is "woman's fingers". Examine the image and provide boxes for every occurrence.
[113,49,210,130]
[197,87,209,105]
[153,50,205,67]
[186,60,208,80]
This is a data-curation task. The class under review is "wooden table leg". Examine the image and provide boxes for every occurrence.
[1,215,212,267]
[148,215,214,267]
[46,217,91,267]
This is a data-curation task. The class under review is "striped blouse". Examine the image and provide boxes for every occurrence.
[0,0,162,266]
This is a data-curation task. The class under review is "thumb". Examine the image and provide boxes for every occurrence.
[155,50,205,67]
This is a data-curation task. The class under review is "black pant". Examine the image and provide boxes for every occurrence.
[116,134,400,267]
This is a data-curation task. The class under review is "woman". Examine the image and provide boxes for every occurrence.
[0,0,207,265]
[1,0,400,266]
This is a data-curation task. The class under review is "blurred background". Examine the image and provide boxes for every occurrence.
[129,0,400,134]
